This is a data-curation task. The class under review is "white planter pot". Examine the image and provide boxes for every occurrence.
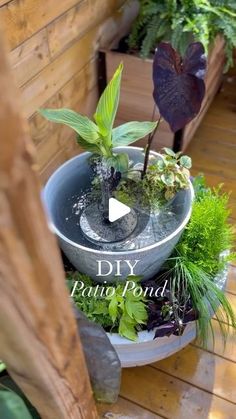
[107,265,228,367]
[107,322,197,367]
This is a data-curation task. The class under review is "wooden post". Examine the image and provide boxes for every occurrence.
[0,33,98,419]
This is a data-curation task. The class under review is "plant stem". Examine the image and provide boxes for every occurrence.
[142,115,161,179]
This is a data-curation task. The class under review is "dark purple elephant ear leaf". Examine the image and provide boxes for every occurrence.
[153,42,207,132]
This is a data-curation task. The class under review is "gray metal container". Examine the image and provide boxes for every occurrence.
[43,147,194,282]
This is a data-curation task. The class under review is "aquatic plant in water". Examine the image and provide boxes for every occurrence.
[40,63,157,175]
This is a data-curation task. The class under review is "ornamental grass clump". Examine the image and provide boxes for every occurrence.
[170,259,236,346]
[166,177,236,345]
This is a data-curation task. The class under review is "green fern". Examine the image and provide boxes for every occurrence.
[176,184,235,275]
[128,0,236,69]
[140,14,161,57]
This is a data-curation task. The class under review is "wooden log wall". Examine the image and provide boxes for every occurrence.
[0,0,136,183]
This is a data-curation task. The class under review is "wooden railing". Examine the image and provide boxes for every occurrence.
[0,32,98,419]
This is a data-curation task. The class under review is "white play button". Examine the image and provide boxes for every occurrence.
[108,197,131,223]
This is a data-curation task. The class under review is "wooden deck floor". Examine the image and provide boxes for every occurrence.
[97,71,236,418]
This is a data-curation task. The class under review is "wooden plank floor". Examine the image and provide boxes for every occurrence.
[97,70,236,418]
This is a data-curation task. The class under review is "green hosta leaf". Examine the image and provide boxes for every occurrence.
[180,155,192,169]
[161,172,175,186]
[118,314,137,341]
[112,121,157,147]
[39,108,99,143]
[94,63,123,136]
[0,390,33,419]
[107,153,129,173]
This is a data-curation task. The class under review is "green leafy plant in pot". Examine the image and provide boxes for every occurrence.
[40,41,206,214]
[40,63,158,221]
[150,178,236,346]
[40,63,157,176]
[40,42,207,283]
[68,178,236,353]
[40,42,235,365]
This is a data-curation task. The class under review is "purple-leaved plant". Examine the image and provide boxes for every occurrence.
[143,42,207,177]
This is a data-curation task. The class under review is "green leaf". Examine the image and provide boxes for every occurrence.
[106,153,129,173]
[162,147,176,157]
[92,300,109,315]
[39,108,99,143]
[76,135,101,154]
[180,155,192,169]
[118,314,137,341]
[94,63,123,136]
[0,377,40,419]
[112,121,157,146]
[175,151,183,158]
[156,158,166,171]
[0,390,33,419]
[125,299,147,324]
[161,172,175,186]
[108,295,118,323]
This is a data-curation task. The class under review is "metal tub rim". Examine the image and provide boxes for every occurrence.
[43,146,194,256]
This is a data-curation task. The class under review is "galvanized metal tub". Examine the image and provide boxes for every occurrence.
[43,147,194,282]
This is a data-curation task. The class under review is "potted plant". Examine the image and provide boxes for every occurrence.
[41,42,235,367]
[102,0,236,151]
[41,41,206,282]
[67,175,236,367]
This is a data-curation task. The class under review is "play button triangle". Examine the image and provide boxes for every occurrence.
[108,197,131,223]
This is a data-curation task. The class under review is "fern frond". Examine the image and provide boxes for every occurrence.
[128,0,236,68]
[140,14,161,57]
